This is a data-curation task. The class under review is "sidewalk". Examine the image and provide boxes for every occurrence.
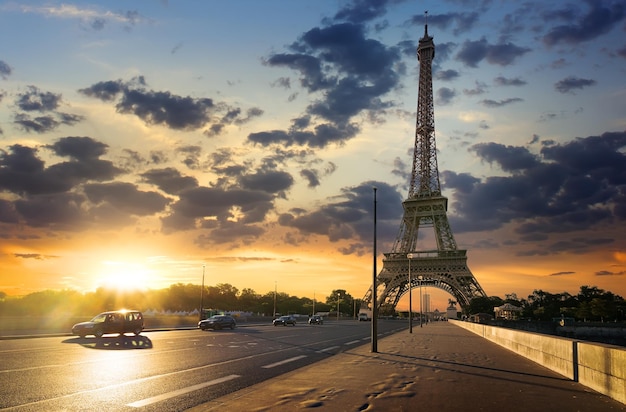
[190,321,625,412]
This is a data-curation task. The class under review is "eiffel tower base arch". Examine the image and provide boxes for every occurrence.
[362,250,485,314]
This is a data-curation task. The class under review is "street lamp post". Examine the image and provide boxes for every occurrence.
[371,187,378,352]
[200,264,205,321]
[425,283,428,324]
[337,293,340,322]
[273,281,277,318]
[407,253,414,333]
[418,275,423,327]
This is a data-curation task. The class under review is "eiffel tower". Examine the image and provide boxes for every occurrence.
[362,23,486,314]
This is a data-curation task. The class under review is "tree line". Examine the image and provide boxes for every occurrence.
[1,284,624,322]
[0,284,358,318]
[466,285,626,322]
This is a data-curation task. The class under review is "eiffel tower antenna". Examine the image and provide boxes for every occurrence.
[361,22,486,315]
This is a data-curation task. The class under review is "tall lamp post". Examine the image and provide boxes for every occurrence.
[371,187,378,352]
[273,281,277,318]
[336,292,340,322]
[199,264,205,321]
[407,253,414,333]
[418,275,423,327]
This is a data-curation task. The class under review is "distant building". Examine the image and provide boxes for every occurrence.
[494,303,522,320]
[469,313,493,324]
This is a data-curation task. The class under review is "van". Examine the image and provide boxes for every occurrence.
[71,310,144,338]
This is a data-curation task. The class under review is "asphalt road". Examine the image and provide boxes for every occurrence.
[0,319,405,411]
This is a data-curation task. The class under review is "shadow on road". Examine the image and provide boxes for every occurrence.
[62,334,153,350]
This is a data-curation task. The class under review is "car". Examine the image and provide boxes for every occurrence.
[71,310,144,338]
[308,315,323,325]
[198,315,236,330]
[273,315,296,326]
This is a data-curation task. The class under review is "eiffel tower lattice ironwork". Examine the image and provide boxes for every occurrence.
[362,24,486,314]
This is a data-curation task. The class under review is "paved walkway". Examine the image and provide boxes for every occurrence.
[190,321,625,412]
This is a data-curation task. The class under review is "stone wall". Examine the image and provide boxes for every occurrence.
[450,319,626,405]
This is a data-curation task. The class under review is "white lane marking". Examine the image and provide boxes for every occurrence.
[317,346,339,353]
[127,374,240,408]
[344,340,360,345]
[261,355,307,369]
[10,349,285,409]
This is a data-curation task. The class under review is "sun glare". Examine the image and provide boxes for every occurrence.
[96,261,152,292]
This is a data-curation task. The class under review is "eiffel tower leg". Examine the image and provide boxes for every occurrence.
[362,254,485,314]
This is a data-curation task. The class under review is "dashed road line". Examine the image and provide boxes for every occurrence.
[261,355,307,369]
[127,374,240,408]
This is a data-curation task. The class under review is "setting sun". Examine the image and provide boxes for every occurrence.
[95,261,153,292]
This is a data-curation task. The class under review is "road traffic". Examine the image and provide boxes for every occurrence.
[0,319,404,411]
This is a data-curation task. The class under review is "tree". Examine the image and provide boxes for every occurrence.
[326,289,355,315]
[523,290,563,320]
[467,296,503,316]
[578,286,604,302]
[590,298,612,321]
[239,288,261,312]
[504,293,520,304]
[208,283,239,310]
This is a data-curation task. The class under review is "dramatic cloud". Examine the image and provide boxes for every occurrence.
[254,19,402,148]
[443,131,626,253]
[542,1,626,46]
[408,11,480,35]
[79,76,261,135]
[278,181,402,253]
[140,167,199,195]
[14,192,89,229]
[47,136,108,161]
[480,97,524,108]
[436,87,456,105]
[463,81,488,96]
[300,169,321,188]
[494,76,527,86]
[554,76,597,94]
[332,0,390,24]
[11,86,84,133]
[162,186,275,233]
[248,121,360,148]
[238,169,294,194]
[83,182,169,216]
[456,38,530,67]
[0,137,122,196]
[0,60,13,79]
[16,86,61,111]
[435,69,460,81]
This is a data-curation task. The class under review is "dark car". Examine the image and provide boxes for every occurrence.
[71,310,144,338]
[308,315,323,325]
[273,315,296,326]
[198,315,236,330]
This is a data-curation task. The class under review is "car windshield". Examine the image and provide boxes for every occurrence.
[280,316,290,320]
[90,313,107,323]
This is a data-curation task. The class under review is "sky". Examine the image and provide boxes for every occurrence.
[0,0,625,312]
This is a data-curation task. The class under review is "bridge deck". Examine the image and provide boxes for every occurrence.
[194,321,625,411]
